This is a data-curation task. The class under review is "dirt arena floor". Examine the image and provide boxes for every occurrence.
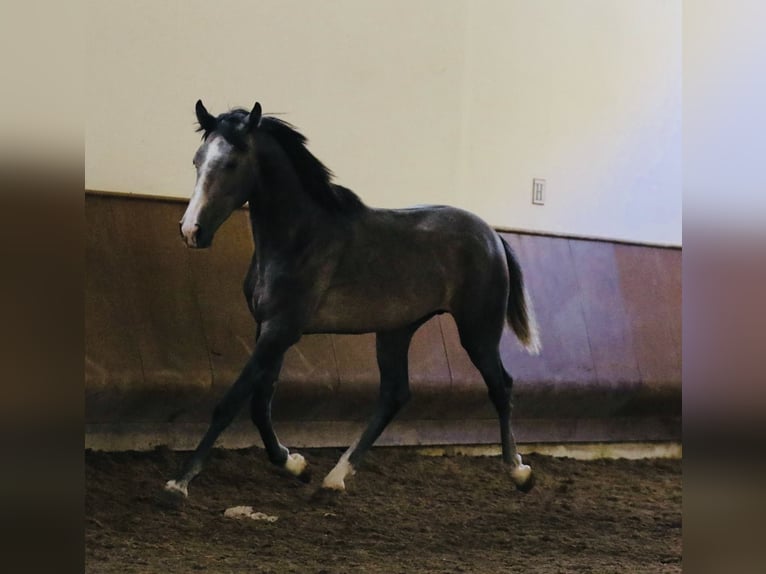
[85,447,681,573]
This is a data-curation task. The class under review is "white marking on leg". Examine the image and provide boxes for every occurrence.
[284,452,307,476]
[164,479,188,497]
[322,445,356,491]
[509,453,532,486]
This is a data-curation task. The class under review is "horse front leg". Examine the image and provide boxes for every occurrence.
[164,363,256,497]
[250,357,311,482]
[164,326,300,497]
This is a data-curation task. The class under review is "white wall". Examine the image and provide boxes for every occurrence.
[86,0,681,245]
[684,0,766,234]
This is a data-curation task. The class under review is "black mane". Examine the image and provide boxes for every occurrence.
[198,109,365,214]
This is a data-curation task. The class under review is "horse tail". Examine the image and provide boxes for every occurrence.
[500,236,541,355]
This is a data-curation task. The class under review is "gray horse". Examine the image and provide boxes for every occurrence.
[165,101,541,498]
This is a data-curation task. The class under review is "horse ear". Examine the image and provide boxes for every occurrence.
[195,99,217,133]
[248,102,262,131]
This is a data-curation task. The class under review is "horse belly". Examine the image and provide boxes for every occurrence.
[306,284,446,334]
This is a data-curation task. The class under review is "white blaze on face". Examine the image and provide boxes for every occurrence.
[181,137,227,246]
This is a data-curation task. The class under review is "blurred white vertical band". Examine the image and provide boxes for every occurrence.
[684,0,766,232]
[0,0,83,173]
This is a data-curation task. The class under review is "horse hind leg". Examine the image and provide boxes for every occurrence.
[498,367,534,492]
[321,326,414,491]
[457,323,535,492]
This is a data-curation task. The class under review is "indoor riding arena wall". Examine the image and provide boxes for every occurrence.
[85,192,681,450]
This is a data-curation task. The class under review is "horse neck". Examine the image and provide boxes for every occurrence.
[246,143,326,255]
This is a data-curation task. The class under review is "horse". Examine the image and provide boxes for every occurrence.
[165,100,541,498]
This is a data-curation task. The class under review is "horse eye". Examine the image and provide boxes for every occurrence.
[224,161,237,171]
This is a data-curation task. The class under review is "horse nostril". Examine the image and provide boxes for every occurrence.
[179,222,184,238]
[180,221,203,246]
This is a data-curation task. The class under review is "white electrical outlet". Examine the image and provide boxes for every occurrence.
[532,178,546,205]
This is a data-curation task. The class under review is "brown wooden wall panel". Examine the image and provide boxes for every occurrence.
[85,197,145,391]
[502,233,595,386]
[438,313,482,386]
[186,210,256,388]
[653,247,682,366]
[280,335,338,389]
[330,333,386,421]
[615,244,681,390]
[495,233,544,386]
[85,193,681,444]
[401,316,454,419]
[275,334,341,420]
[568,239,641,387]
[109,199,212,392]
[408,317,452,388]
[437,314,491,419]
[329,316,470,421]
[332,332,377,387]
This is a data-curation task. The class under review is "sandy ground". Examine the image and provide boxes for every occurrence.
[85,447,681,573]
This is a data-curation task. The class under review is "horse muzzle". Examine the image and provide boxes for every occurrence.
[179,220,211,249]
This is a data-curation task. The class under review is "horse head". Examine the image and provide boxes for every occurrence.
[179,100,261,248]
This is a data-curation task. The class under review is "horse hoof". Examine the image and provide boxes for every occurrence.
[158,480,188,509]
[510,454,535,493]
[284,453,309,479]
[514,470,536,493]
[284,453,311,483]
[321,475,347,492]
[164,479,188,498]
[321,458,354,492]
